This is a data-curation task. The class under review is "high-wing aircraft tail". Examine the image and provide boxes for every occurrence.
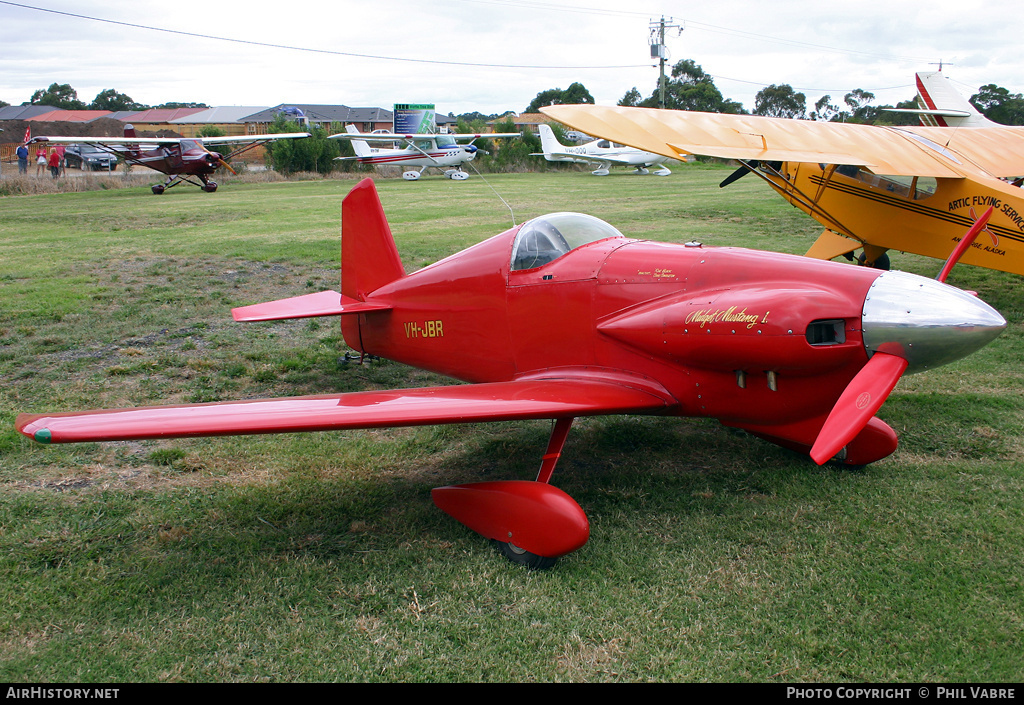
[344,124,374,158]
[884,71,994,127]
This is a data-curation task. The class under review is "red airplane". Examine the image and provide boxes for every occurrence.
[27,125,310,194]
[16,179,1006,569]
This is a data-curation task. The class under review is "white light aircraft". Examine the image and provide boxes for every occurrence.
[533,123,674,176]
[329,125,521,181]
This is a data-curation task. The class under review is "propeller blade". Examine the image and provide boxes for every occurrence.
[719,162,752,188]
[809,351,909,465]
[218,158,238,175]
[936,206,993,283]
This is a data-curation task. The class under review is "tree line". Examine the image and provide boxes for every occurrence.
[6,65,1022,125]
[0,83,205,111]
[525,60,1024,126]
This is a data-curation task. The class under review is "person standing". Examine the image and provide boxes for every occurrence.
[17,143,29,174]
[35,146,47,176]
[48,149,60,178]
[54,143,66,176]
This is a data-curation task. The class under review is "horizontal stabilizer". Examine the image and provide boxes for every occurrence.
[231,290,391,322]
[17,376,675,444]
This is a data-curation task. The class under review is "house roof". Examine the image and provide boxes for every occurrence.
[240,104,395,124]
[26,109,113,122]
[0,105,59,120]
[170,106,270,124]
[504,113,554,125]
[126,108,207,123]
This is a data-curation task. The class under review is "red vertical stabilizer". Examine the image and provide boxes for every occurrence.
[341,179,405,301]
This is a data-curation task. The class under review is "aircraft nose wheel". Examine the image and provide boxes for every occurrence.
[492,540,558,570]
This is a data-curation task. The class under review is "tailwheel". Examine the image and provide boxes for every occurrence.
[492,540,557,571]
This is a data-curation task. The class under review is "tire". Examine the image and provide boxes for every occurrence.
[857,252,891,270]
[492,540,558,570]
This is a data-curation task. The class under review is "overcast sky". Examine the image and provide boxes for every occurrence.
[1,0,1021,117]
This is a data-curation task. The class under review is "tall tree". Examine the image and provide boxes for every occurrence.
[842,89,877,123]
[28,83,86,109]
[630,60,745,113]
[810,95,839,122]
[525,83,594,113]
[971,84,1024,125]
[754,84,806,118]
[618,87,642,107]
[91,89,148,111]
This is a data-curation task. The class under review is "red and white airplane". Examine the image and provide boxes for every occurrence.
[329,124,520,180]
[28,125,311,194]
[534,123,674,176]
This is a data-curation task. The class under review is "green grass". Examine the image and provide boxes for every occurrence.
[1,169,1021,682]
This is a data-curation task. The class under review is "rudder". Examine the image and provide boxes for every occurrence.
[341,179,405,301]
[538,124,565,155]
[345,124,373,159]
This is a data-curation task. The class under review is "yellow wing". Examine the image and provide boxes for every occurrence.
[540,105,1015,179]
[905,125,1024,178]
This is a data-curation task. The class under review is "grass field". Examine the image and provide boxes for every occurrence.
[1,168,1021,682]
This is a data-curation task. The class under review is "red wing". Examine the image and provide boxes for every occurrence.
[17,377,676,444]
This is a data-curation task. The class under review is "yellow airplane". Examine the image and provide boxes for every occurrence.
[541,104,1024,274]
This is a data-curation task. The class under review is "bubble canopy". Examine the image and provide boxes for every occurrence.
[510,212,625,271]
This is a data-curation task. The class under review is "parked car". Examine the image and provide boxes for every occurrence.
[64,144,118,171]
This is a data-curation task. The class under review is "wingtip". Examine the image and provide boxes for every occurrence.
[15,413,51,443]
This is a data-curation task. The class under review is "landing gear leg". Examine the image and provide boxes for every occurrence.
[490,417,576,570]
[432,417,587,570]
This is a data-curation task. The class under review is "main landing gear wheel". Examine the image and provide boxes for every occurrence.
[858,251,891,270]
[151,184,165,195]
[492,540,558,571]
[202,181,218,193]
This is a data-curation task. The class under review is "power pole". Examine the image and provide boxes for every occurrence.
[650,16,683,109]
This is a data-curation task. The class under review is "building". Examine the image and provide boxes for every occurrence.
[240,105,395,135]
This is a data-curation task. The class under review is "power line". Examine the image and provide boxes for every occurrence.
[0,1,652,70]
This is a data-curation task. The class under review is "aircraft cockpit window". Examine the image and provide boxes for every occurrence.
[180,139,203,151]
[436,135,457,148]
[511,212,624,271]
[837,165,937,201]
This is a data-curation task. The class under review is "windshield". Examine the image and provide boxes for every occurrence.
[510,212,624,271]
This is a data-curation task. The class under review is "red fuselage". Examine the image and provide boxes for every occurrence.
[345,226,882,445]
[128,140,223,176]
